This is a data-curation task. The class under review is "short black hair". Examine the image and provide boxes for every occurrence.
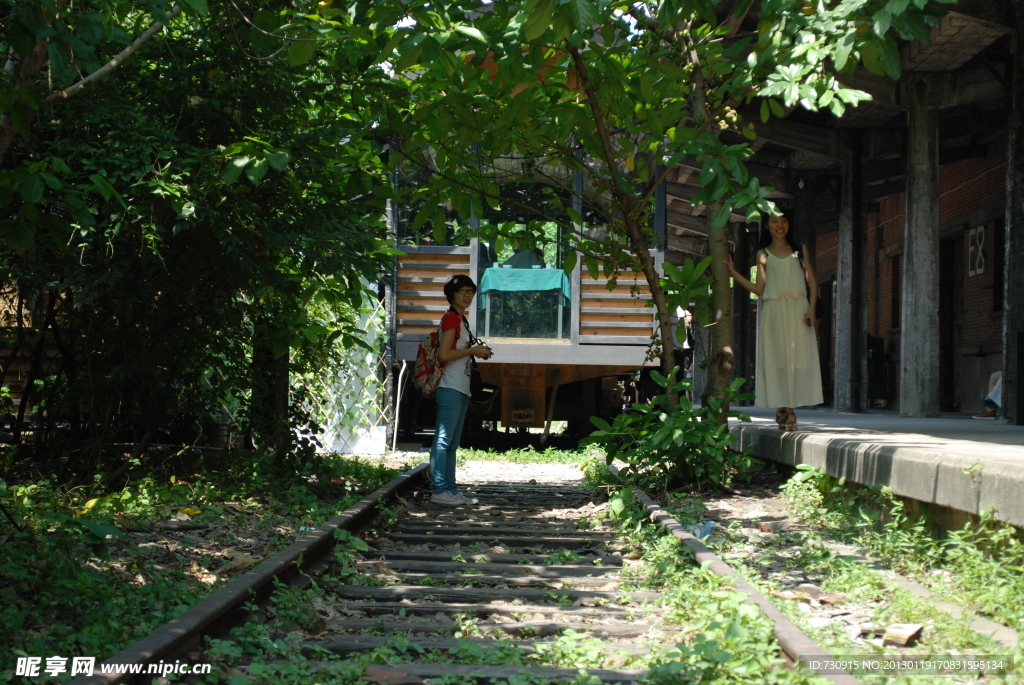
[443,274,477,304]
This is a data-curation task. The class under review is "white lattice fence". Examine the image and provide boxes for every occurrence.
[317,295,390,454]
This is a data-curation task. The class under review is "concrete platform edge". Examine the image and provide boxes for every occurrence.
[730,424,1024,530]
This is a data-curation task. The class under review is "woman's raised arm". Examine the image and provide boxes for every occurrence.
[725,250,766,297]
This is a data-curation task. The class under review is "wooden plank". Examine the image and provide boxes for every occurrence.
[362,550,624,566]
[354,561,619,577]
[396,304,449,312]
[396,267,469,278]
[579,312,654,324]
[396,283,449,293]
[581,292,652,300]
[398,245,472,255]
[578,335,651,345]
[327,584,659,603]
[312,601,639,620]
[581,307,652,314]
[581,323,654,333]
[358,572,618,588]
[397,326,436,336]
[395,318,439,327]
[396,260,469,269]
[581,283,650,294]
[397,296,449,307]
[380,533,614,549]
[396,524,613,537]
[325,619,661,638]
[305,662,649,683]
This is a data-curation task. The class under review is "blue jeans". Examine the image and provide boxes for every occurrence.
[430,387,469,494]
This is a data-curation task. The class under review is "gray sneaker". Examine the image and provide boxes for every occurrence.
[431,492,462,507]
[455,492,479,505]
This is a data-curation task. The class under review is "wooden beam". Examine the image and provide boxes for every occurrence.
[667,209,708,235]
[671,160,790,192]
[737,108,842,158]
[865,180,906,201]
[864,145,988,184]
[667,234,708,256]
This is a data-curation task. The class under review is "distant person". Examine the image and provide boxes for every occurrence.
[974,371,1002,419]
[430,275,493,506]
[725,213,823,430]
[502,246,543,269]
[672,306,693,383]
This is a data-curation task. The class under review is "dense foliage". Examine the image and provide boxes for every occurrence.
[380,0,957,392]
[1,0,398,476]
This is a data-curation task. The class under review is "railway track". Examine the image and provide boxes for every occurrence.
[74,463,856,685]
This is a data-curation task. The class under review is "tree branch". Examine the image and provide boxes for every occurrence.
[43,4,184,105]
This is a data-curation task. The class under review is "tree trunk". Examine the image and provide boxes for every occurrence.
[707,204,736,415]
[250,316,291,455]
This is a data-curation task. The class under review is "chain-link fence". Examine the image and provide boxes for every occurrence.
[317,294,391,454]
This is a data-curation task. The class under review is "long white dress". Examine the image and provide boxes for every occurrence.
[755,250,824,408]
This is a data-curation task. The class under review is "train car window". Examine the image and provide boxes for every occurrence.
[476,183,577,341]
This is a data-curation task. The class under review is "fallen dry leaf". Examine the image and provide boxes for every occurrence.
[219,549,262,574]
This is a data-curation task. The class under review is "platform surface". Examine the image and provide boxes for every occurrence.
[728,408,1024,528]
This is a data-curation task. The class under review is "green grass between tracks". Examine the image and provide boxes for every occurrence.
[159,457,829,685]
[457,446,591,465]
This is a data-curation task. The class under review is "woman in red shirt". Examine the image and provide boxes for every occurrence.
[430,275,493,506]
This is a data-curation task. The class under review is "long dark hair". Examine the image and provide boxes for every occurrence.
[761,208,798,253]
[761,208,806,286]
[758,210,805,271]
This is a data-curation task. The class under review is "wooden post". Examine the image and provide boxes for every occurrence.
[792,173,818,258]
[900,75,941,417]
[834,134,862,412]
[732,223,752,400]
[1004,11,1024,424]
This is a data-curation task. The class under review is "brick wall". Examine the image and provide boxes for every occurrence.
[860,142,1006,412]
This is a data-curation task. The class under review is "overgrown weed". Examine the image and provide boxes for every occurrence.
[779,465,1024,630]
[0,453,401,665]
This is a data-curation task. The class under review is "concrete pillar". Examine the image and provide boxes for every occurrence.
[900,75,941,417]
[1003,15,1024,425]
[834,134,862,412]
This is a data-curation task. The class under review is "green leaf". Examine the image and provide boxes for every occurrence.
[0,220,34,253]
[562,249,577,276]
[265,150,290,171]
[524,0,556,41]
[455,25,488,44]
[251,10,282,54]
[180,0,208,16]
[566,0,597,34]
[224,155,250,184]
[9,103,30,141]
[20,173,44,204]
[585,255,599,280]
[80,520,126,539]
[860,42,884,76]
[88,174,126,209]
[39,172,61,190]
[833,34,854,72]
[432,212,446,244]
[245,157,269,185]
[876,36,901,80]
[759,99,769,123]
[394,43,424,72]
[768,99,785,118]
[288,37,317,67]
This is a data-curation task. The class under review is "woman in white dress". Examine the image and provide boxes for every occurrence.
[725,213,823,430]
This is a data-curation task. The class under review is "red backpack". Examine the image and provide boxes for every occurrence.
[412,318,461,399]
